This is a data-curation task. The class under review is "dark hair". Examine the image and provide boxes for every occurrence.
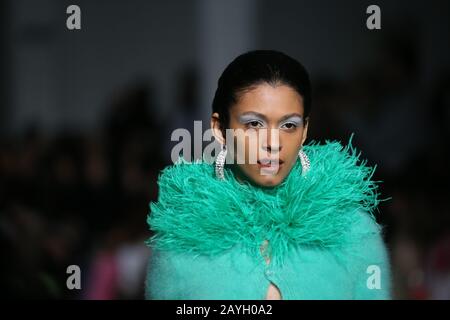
[212,50,312,131]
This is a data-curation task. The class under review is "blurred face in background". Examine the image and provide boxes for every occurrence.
[212,82,308,187]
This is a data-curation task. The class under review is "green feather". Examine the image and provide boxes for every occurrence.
[146,134,385,268]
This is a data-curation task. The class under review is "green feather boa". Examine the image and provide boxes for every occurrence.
[146,136,382,267]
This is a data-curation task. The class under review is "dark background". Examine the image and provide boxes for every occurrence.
[0,0,449,299]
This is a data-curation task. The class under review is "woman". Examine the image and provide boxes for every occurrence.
[145,50,391,299]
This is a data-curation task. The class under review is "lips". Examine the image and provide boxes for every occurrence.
[257,158,284,167]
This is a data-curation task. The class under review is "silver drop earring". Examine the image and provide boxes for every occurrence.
[298,147,310,176]
[215,144,227,180]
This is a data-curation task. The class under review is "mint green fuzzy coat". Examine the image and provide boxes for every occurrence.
[145,138,392,299]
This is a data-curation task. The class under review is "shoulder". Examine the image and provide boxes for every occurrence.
[353,209,383,235]
[346,209,391,274]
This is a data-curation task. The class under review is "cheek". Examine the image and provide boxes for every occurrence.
[282,132,304,160]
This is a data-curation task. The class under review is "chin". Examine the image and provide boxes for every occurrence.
[234,165,286,188]
[253,175,283,187]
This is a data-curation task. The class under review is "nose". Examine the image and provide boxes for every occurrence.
[261,129,282,153]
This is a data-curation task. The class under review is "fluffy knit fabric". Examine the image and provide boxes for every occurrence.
[146,135,383,268]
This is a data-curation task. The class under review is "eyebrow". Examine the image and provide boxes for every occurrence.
[239,111,303,122]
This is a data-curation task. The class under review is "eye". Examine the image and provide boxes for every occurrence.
[280,122,298,130]
[246,120,264,128]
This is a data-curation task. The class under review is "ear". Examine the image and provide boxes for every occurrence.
[211,112,225,145]
[301,117,309,146]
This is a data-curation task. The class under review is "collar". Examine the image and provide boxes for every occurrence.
[146,136,382,267]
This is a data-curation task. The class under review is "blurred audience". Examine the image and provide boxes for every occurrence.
[0,81,165,299]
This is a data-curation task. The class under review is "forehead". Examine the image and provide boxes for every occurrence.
[230,83,304,118]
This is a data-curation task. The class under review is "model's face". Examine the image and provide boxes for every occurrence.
[212,83,308,187]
